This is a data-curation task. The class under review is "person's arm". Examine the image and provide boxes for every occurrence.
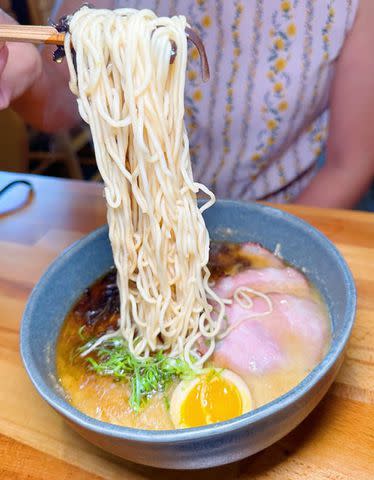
[1,0,113,133]
[295,0,374,208]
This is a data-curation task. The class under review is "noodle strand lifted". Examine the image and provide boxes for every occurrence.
[65,7,225,366]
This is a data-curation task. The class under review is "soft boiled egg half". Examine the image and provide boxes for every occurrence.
[170,368,253,428]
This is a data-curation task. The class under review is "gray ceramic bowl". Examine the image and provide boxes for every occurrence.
[20,201,356,469]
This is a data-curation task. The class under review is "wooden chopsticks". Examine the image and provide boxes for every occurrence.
[0,23,210,81]
[0,25,65,46]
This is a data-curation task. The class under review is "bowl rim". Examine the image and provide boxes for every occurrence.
[20,200,356,443]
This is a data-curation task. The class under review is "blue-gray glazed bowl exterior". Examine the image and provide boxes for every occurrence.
[20,201,356,469]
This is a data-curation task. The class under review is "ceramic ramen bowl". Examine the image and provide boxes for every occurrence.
[20,201,356,469]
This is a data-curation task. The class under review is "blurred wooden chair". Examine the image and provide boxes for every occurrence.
[28,129,86,179]
[0,108,88,179]
[24,0,90,180]
[27,0,55,24]
[0,0,15,18]
[0,109,29,173]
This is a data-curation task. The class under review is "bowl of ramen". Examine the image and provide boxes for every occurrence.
[20,6,355,470]
[20,200,356,469]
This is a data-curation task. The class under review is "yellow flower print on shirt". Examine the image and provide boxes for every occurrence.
[193,89,203,101]
[273,82,283,93]
[278,100,288,111]
[191,47,199,61]
[287,23,296,36]
[201,15,212,28]
[321,4,335,67]
[274,38,285,50]
[251,153,262,162]
[274,57,287,71]
[217,0,244,176]
[188,70,197,81]
[253,0,297,164]
[267,119,278,130]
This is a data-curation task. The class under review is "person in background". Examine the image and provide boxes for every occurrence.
[1,0,374,208]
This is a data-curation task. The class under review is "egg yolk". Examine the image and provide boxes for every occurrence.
[179,375,243,428]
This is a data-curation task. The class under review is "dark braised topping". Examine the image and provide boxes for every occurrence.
[186,26,210,82]
[51,4,95,63]
[53,45,66,63]
[50,13,71,63]
[74,268,120,334]
[73,242,253,333]
[53,14,70,33]
[208,242,252,281]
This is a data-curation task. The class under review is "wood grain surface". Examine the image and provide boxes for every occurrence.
[0,171,373,479]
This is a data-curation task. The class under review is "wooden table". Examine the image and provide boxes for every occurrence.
[0,171,373,479]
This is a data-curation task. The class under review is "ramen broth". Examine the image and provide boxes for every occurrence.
[56,242,331,430]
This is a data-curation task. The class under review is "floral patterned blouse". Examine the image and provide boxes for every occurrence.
[110,0,359,201]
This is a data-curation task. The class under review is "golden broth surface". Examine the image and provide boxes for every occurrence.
[56,243,331,430]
